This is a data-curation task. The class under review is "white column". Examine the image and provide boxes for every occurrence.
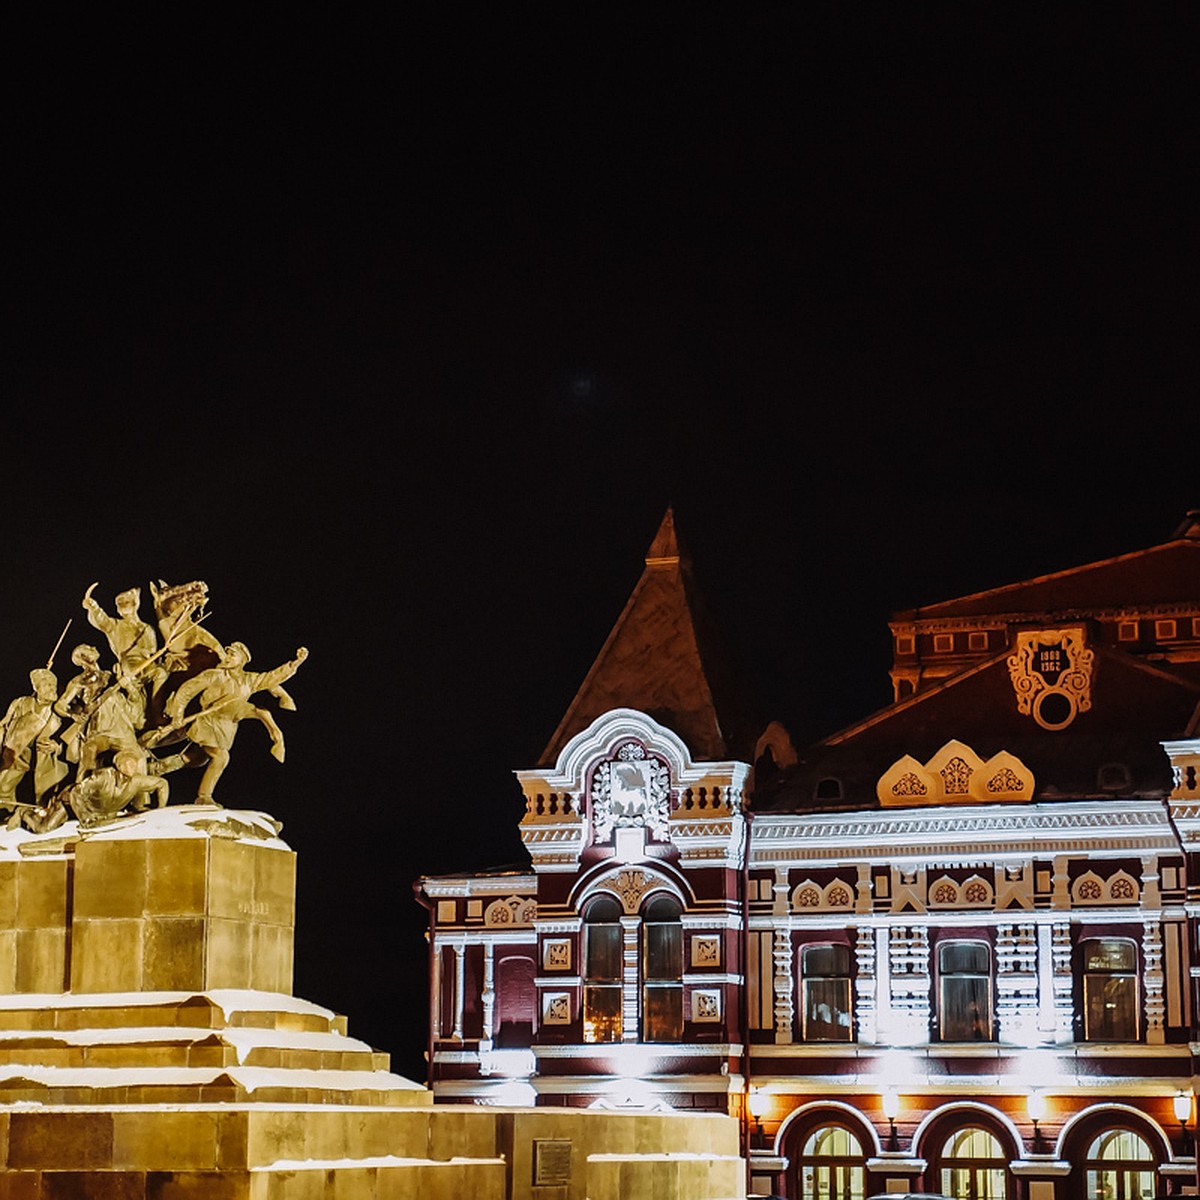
[854,925,877,1043]
[452,943,466,1041]
[481,941,496,1048]
[1144,919,1166,1045]
[622,916,640,1042]
[1050,921,1074,1042]
[774,923,794,1044]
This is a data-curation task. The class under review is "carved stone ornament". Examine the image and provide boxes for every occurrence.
[595,867,663,913]
[1007,625,1094,731]
[589,744,670,845]
[877,740,1034,806]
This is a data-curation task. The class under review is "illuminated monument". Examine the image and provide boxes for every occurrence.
[0,580,744,1197]
[418,509,1200,1200]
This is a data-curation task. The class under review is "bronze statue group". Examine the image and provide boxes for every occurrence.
[0,581,306,832]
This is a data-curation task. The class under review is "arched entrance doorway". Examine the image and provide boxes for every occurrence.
[786,1115,868,1200]
[1083,1128,1156,1200]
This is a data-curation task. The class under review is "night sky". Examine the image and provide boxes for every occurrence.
[5,11,1196,1083]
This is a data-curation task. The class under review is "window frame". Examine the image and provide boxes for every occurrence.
[1080,936,1139,1043]
[582,896,624,1044]
[799,942,855,1042]
[936,938,993,1043]
[641,895,683,1042]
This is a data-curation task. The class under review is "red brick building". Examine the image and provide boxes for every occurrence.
[417,509,1200,1200]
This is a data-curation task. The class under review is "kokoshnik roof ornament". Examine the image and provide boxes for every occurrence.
[0,579,306,832]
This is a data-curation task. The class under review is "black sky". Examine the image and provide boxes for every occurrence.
[4,9,1197,1082]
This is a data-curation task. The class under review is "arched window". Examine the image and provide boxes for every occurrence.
[642,895,682,1042]
[583,895,623,1043]
[797,1124,865,1200]
[800,943,853,1041]
[938,940,992,1041]
[1085,1128,1155,1200]
[1081,938,1139,1042]
[940,1126,1007,1200]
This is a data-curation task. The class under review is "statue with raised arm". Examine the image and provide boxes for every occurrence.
[83,583,158,673]
[161,642,308,803]
[0,668,68,812]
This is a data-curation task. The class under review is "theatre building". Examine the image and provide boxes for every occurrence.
[416,509,1200,1200]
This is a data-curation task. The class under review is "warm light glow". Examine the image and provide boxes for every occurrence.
[881,1089,901,1121]
[1175,1091,1193,1125]
[747,1088,769,1119]
[1027,1091,1048,1123]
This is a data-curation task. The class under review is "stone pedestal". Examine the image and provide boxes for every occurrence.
[69,810,295,993]
[0,806,745,1198]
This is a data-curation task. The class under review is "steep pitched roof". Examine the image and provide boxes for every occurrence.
[538,509,759,767]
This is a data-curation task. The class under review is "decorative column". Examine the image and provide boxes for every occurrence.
[888,925,931,1045]
[996,922,1039,1044]
[1144,920,1166,1045]
[1051,855,1070,909]
[452,943,466,1041]
[773,923,794,1044]
[1050,921,1074,1042]
[622,916,640,1042]
[854,925,877,1043]
[480,941,495,1048]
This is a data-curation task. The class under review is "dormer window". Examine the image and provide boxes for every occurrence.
[1097,763,1132,792]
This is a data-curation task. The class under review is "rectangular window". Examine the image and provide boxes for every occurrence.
[643,912,683,1041]
[1082,938,1138,1041]
[896,635,916,655]
[801,944,853,1041]
[938,940,992,1041]
[1193,617,1200,639]
[968,631,989,651]
[1156,618,1178,640]
[1118,620,1139,642]
[934,634,954,653]
[583,921,623,1043]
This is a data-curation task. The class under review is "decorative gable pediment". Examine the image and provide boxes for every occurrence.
[878,740,1034,807]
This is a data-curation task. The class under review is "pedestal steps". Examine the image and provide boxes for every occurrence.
[0,1103,509,1200]
[0,992,424,1108]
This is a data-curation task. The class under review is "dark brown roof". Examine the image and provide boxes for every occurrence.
[757,640,1200,812]
[756,512,1200,813]
[897,513,1200,622]
[538,509,760,766]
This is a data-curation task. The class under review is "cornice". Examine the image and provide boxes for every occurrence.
[750,800,1177,864]
[891,602,1200,635]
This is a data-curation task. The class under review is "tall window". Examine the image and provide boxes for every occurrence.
[801,944,853,1041]
[938,940,992,1041]
[642,896,683,1041]
[583,896,623,1043]
[798,1125,865,1200]
[940,1126,1007,1200]
[1082,938,1138,1042]
[1085,1129,1155,1200]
